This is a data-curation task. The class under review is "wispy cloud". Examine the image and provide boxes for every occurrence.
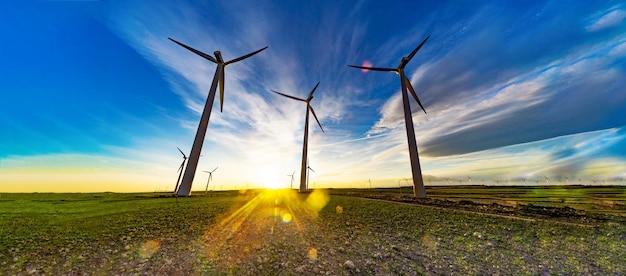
[586,6,626,32]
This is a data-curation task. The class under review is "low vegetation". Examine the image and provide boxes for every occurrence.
[1,187,625,275]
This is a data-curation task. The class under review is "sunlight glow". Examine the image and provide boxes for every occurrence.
[200,189,331,268]
[138,240,160,258]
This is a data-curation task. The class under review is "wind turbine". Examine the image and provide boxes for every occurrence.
[307,162,315,191]
[174,147,187,194]
[203,167,218,194]
[544,176,550,185]
[349,35,431,198]
[467,176,472,185]
[270,82,324,193]
[169,38,267,196]
[287,171,296,189]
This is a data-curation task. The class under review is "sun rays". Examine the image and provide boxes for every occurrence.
[199,189,332,269]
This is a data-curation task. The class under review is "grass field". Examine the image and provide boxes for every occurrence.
[1,187,625,275]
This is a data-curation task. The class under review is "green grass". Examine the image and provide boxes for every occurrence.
[332,185,626,215]
[1,190,625,275]
[0,192,246,274]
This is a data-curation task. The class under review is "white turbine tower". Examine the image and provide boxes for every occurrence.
[287,171,296,189]
[203,167,218,194]
[306,162,315,191]
[169,38,267,196]
[349,35,431,198]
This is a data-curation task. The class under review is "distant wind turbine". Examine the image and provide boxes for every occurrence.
[203,167,218,194]
[173,147,187,194]
[307,164,315,191]
[287,171,296,189]
[169,38,267,196]
[544,176,550,185]
[270,82,324,193]
[349,35,431,198]
[369,178,373,189]
[467,176,472,185]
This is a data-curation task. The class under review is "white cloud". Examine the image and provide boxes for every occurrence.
[586,8,626,32]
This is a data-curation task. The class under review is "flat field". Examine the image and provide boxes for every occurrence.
[1,187,625,275]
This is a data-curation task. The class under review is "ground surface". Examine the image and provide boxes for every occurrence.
[1,187,626,275]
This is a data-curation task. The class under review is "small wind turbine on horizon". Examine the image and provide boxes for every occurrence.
[348,35,431,198]
[173,147,187,194]
[203,167,218,194]
[467,176,472,185]
[270,82,324,193]
[544,175,550,185]
[287,171,296,189]
[168,38,267,196]
[307,163,315,191]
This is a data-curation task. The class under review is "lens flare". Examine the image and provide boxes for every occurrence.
[335,205,343,214]
[308,247,318,260]
[361,60,373,73]
[138,239,160,258]
[282,212,292,223]
[305,189,330,218]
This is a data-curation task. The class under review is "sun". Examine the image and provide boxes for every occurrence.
[255,169,284,190]
[265,181,283,190]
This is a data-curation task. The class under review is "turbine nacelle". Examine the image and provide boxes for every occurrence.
[214,51,224,63]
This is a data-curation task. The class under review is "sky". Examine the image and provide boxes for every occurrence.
[1,0,625,192]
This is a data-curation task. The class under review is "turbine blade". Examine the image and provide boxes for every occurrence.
[270,90,306,102]
[405,35,431,64]
[225,46,268,65]
[219,67,225,112]
[168,38,218,63]
[212,167,218,173]
[404,76,427,114]
[348,65,396,72]
[309,105,324,132]
[178,162,185,172]
[307,82,320,100]
[177,147,186,158]
[308,166,315,172]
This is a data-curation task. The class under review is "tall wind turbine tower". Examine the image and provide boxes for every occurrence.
[270,83,324,193]
[349,35,431,198]
[169,38,267,196]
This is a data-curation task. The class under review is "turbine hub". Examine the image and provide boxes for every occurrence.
[214,51,224,63]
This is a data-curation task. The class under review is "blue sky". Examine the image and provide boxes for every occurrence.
[1,0,625,192]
